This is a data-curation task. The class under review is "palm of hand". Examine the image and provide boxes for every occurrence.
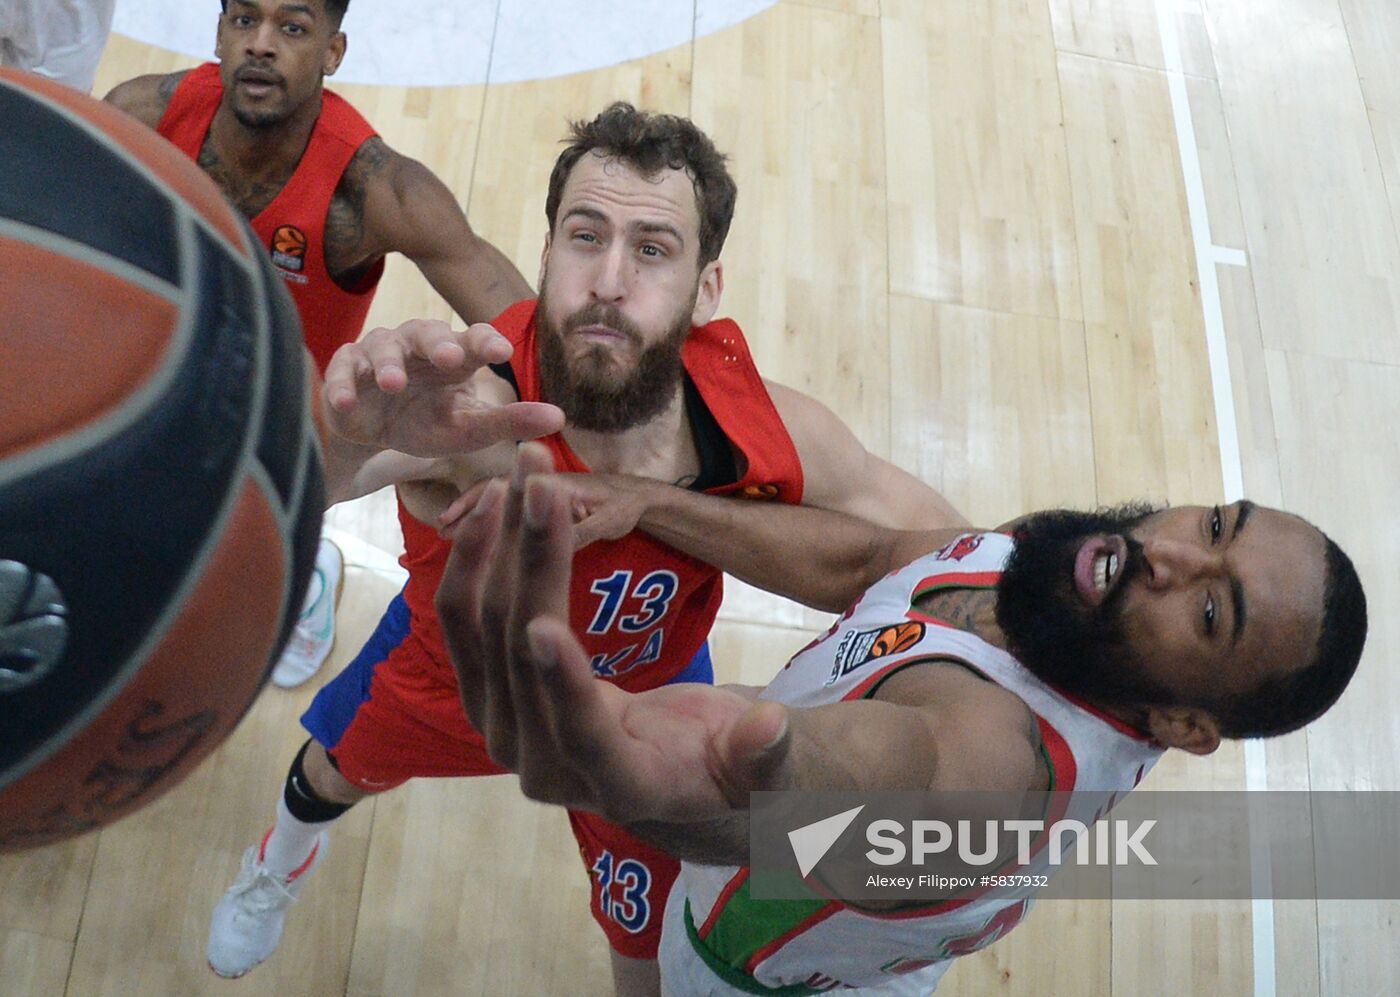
[584,683,786,823]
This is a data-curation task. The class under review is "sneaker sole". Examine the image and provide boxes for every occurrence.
[208,958,253,980]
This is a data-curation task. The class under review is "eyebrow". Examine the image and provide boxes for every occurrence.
[637,221,686,246]
[1229,501,1254,646]
[561,206,608,226]
[230,0,313,14]
[561,208,686,247]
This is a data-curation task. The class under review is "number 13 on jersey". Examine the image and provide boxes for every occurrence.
[586,570,678,677]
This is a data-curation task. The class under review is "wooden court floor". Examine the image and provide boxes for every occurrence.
[4,1,1398,994]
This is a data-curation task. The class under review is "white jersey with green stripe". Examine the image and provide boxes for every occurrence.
[674,531,1165,994]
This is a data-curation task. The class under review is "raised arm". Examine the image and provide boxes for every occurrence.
[765,380,968,531]
[435,445,1043,868]
[360,145,533,325]
[315,319,563,505]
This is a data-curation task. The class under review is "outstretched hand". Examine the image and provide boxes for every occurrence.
[322,319,564,457]
[435,443,794,825]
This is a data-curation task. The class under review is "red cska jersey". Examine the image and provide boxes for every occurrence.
[156,63,383,374]
[398,298,804,692]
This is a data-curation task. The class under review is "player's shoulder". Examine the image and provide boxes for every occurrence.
[103,71,188,128]
[342,135,437,200]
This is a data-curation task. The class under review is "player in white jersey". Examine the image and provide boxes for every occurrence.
[434,445,1367,995]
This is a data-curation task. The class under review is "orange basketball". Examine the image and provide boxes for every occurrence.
[870,622,924,657]
[0,70,322,851]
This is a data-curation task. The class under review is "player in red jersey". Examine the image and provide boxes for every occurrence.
[104,0,533,688]
[207,103,966,992]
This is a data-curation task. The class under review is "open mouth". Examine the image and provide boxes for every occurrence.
[1072,534,1129,607]
[236,69,283,95]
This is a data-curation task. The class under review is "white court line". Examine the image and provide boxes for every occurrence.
[1214,245,1249,267]
[1154,3,1276,997]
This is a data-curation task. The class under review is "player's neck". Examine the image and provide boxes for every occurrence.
[912,588,1008,648]
[210,92,321,182]
[562,386,696,482]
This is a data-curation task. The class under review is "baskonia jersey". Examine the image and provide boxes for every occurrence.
[679,531,1165,994]
[157,63,383,374]
[397,298,805,693]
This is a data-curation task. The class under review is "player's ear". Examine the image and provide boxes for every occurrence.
[691,260,723,327]
[1145,706,1221,755]
[324,31,347,76]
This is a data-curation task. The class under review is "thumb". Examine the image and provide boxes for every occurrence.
[718,701,794,800]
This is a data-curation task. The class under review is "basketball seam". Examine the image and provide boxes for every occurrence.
[0,76,250,265]
[0,212,201,491]
[0,220,181,303]
[0,210,274,793]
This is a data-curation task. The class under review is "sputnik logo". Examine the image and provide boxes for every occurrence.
[788,805,865,877]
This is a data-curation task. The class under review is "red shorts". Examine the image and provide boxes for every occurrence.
[300,591,687,958]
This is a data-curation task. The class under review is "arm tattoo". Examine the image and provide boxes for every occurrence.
[325,136,394,283]
[913,588,995,634]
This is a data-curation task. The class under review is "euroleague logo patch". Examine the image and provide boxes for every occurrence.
[739,483,781,501]
[825,621,925,686]
[934,534,983,562]
[270,224,307,273]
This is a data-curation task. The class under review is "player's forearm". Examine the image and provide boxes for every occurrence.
[634,484,893,612]
[626,700,941,864]
[447,237,533,326]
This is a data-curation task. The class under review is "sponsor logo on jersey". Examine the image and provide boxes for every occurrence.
[270,224,308,273]
[934,533,983,562]
[825,621,925,685]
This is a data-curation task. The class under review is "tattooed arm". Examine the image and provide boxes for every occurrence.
[330,137,533,324]
[103,71,186,128]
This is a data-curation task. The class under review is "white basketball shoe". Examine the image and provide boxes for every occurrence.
[272,537,343,688]
[207,829,327,978]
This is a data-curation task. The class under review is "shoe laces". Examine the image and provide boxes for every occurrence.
[231,855,298,914]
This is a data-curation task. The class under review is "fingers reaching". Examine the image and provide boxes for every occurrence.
[436,477,508,731]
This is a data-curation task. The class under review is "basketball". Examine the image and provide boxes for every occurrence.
[0,70,322,852]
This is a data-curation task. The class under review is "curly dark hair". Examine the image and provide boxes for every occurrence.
[545,102,738,267]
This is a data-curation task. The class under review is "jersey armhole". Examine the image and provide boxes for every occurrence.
[488,359,520,398]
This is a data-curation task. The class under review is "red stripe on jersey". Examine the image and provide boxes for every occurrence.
[745,902,844,975]
[912,570,1002,593]
[698,868,751,941]
[1045,686,1158,744]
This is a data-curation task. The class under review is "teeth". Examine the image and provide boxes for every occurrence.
[1094,551,1120,594]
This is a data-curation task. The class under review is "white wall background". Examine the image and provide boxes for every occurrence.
[113,1,780,86]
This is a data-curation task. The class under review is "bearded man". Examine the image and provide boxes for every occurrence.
[205,102,965,996]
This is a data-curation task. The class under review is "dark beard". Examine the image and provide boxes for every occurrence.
[536,292,693,433]
[996,503,1173,709]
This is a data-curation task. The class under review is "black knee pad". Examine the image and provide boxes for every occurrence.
[283,739,355,823]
